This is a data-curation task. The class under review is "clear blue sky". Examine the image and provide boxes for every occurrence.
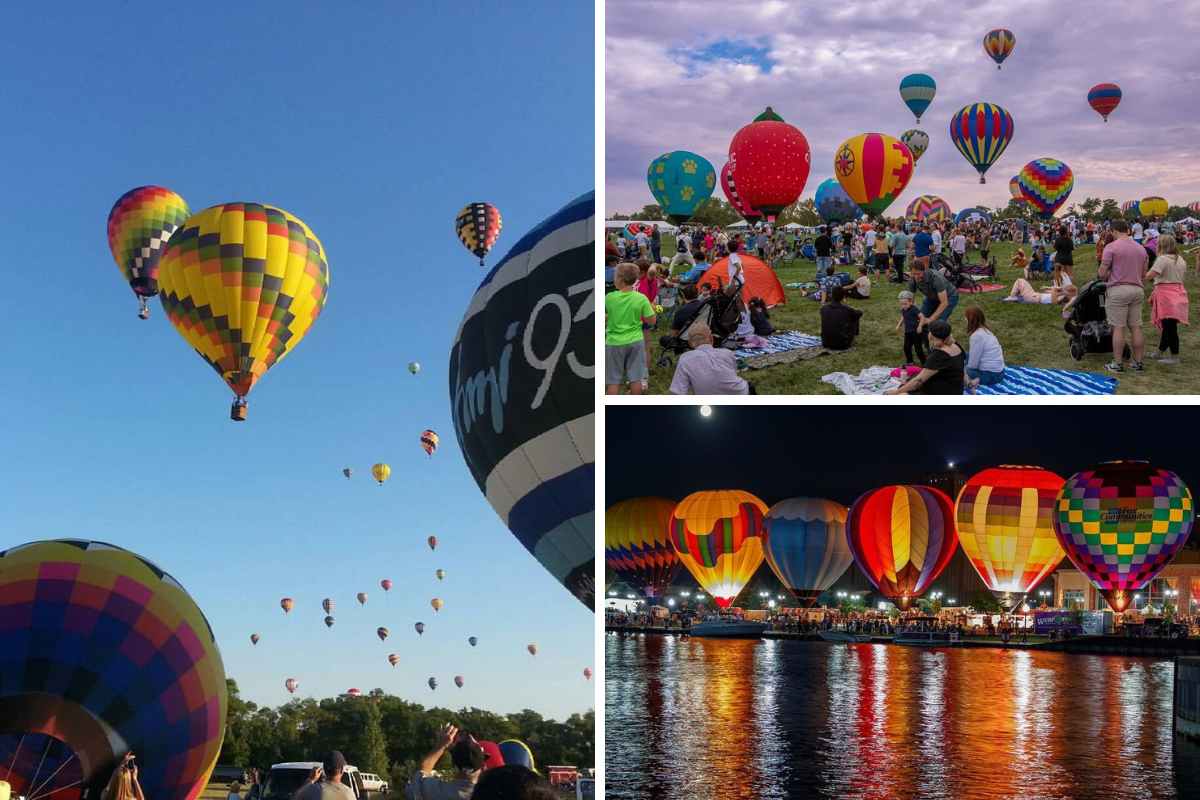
[0,3,593,720]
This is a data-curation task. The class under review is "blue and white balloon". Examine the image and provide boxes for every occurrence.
[762,497,853,607]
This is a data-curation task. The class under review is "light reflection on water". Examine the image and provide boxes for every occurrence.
[605,633,1200,800]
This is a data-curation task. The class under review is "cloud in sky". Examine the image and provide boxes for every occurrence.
[605,0,1200,217]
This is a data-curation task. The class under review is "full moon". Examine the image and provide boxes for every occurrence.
[700,405,712,417]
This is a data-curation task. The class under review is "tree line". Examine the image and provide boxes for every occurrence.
[215,680,594,791]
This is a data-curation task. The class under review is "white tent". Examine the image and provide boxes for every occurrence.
[604,220,626,229]
[728,220,750,228]
[783,223,804,230]
[603,220,679,233]
[1180,217,1199,225]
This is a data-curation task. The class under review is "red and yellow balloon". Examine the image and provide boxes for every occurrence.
[604,497,682,605]
[668,489,768,608]
[834,133,914,217]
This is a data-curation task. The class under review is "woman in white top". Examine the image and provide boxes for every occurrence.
[1046,264,1073,289]
[1147,234,1190,364]
[962,306,1005,391]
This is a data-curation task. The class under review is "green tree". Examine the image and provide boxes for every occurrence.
[1080,197,1101,222]
[689,197,741,228]
[1099,198,1122,221]
[609,212,631,221]
[970,591,1001,613]
[637,204,666,221]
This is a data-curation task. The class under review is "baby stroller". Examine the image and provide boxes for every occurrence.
[960,255,998,283]
[656,278,743,369]
[933,252,980,294]
[1064,280,1130,361]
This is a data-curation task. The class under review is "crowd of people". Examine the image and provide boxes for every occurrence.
[603,213,1199,394]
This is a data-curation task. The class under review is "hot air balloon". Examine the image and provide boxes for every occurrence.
[324,615,335,628]
[381,579,393,591]
[583,668,593,680]
[428,677,438,691]
[728,108,811,221]
[1052,461,1193,613]
[286,678,298,694]
[454,676,465,689]
[107,186,191,319]
[388,653,399,667]
[357,592,368,605]
[900,129,930,162]
[421,429,439,457]
[721,160,763,227]
[281,598,294,614]
[498,741,536,772]
[1017,159,1074,220]
[647,151,717,225]
[950,103,1014,184]
[623,222,654,240]
[906,196,953,223]
[469,636,478,647]
[813,177,863,225]
[346,688,362,698]
[1121,201,1141,216]
[415,622,426,636]
[834,133,914,217]
[955,208,993,226]
[1088,83,1122,122]
[322,598,335,614]
[668,489,768,608]
[343,468,353,479]
[1010,176,1028,207]
[761,497,853,608]
[0,540,232,800]
[436,569,446,580]
[377,627,389,642]
[372,463,390,485]
[431,598,443,613]
[955,466,1067,607]
[1140,197,1169,218]
[527,644,539,656]
[1188,202,1200,214]
[427,535,438,550]
[157,202,329,421]
[449,191,594,611]
[251,633,260,645]
[846,485,959,610]
[983,28,1016,68]
[604,497,682,606]
[408,362,421,375]
[456,203,502,266]
[898,74,936,123]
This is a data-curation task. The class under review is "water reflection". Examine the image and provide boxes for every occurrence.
[605,634,1200,799]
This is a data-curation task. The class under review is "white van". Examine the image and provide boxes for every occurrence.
[255,762,365,800]
[358,773,389,794]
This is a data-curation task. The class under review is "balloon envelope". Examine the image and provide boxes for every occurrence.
[357,592,368,605]
[498,740,536,772]
[950,103,1014,184]
[1140,197,1169,217]
[729,114,812,219]
[1018,159,1074,220]
[421,430,439,457]
[900,129,929,162]
[527,644,538,656]
[1010,176,1029,207]
[281,598,294,613]
[107,186,191,303]
[906,196,953,223]
[898,74,936,123]
[428,536,438,551]
[408,362,421,375]
[668,489,768,608]
[469,636,478,647]
[1088,83,1122,121]
[286,678,298,693]
[428,678,438,691]
[955,208,992,226]
[388,654,399,666]
[431,598,443,612]
[647,151,716,225]
[372,463,391,484]
[983,28,1016,68]
[456,203,502,265]
[454,676,465,688]
[377,627,389,641]
[721,160,763,225]
[343,468,353,479]
[583,667,593,680]
[834,133,914,216]
[381,579,393,591]
[814,177,863,225]
[322,598,335,614]
[762,497,853,607]
[251,633,260,645]
[415,622,426,635]
[1121,201,1140,215]
[604,497,682,605]
[324,615,335,628]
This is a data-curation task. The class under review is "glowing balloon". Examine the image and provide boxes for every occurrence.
[388,654,399,666]
[324,615,335,628]
[1140,197,1169,218]
[469,636,478,647]
[408,362,421,375]
[900,129,929,162]
[322,598,335,614]
[604,497,682,605]
[761,497,853,608]
[813,177,863,225]
[1052,461,1193,613]
[527,644,539,656]
[728,109,812,221]
[420,429,439,457]
[281,597,294,613]
[983,28,1016,68]
[1010,176,1028,207]
[428,678,438,691]
[286,678,298,694]
[955,466,1066,602]
[583,668,593,680]
[647,151,717,225]
[456,203,502,266]
[721,160,763,226]
[157,203,329,421]
[454,676,465,689]
[1121,201,1140,215]
[1088,83,1122,122]
[343,468,353,479]
[372,463,391,485]
[950,103,1014,184]
[668,489,768,608]
[381,579,393,591]
[250,633,260,645]
[906,196,953,223]
[377,627,389,642]
[428,535,438,551]
[107,186,191,319]
[834,133,914,217]
[357,592,368,605]
[415,622,426,636]
[1017,158,1074,220]
[899,74,936,123]
[846,485,958,610]
[431,598,443,612]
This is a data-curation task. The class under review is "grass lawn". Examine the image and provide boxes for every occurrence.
[620,234,1200,395]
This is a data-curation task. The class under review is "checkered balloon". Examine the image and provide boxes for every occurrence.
[456,202,502,266]
[106,186,191,312]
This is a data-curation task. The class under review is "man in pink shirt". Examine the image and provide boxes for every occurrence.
[1099,218,1150,373]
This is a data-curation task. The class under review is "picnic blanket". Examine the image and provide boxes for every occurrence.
[821,365,1118,395]
[734,332,853,370]
[821,366,898,395]
[969,284,1006,293]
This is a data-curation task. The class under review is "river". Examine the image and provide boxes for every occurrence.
[605,633,1200,800]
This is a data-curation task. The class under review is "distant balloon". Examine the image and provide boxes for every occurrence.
[454,676,465,689]
[421,429,439,457]
[834,133,915,216]
[729,109,812,221]
[721,160,763,226]
[469,636,478,647]
[1140,197,1169,218]
[669,489,769,608]
[346,688,361,697]
[408,362,421,375]
[1121,201,1140,215]
[1018,159,1074,220]
[428,677,438,691]
[322,598,335,614]
[950,103,1014,184]
[899,74,936,123]
[377,627,389,642]
[324,615,335,628]
[906,196,953,223]
[427,535,438,551]
[381,579,393,591]
[436,569,446,580]
[583,667,593,680]
[813,177,863,225]
[281,598,294,614]
[251,633,260,645]
[357,592,368,605]
[415,622,426,636]
[343,468,353,479]
[286,678,298,694]
[388,653,399,667]
[983,28,1016,68]
[761,497,853,608]
[107,186,191,319]
[604,497,682,606]
[372,463,391,486]
[1087,83,1122,122]
[647,151,717,225]
[1009,176,1029,207]
[431,598,443,613]
[527,644,539,656]
[1188,202,1200,214]
[900,129,930,162]
[456,203,502,266]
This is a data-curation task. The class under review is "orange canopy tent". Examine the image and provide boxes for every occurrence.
[700,255,786,308]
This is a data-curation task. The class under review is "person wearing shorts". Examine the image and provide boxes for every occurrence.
[605,262,656,394]
[1099,219,1150,373]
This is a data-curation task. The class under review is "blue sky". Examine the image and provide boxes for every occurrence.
[0,2,593,720]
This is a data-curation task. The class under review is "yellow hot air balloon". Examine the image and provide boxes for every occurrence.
[157,202,329,421]
[431,597,443,613]
[372,463,391,485]
[668,490,768,608]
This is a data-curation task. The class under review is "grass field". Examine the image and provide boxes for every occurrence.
[618,234,1200,395]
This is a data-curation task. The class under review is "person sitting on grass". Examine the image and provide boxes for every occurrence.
[846,265,871,300]
[963,306,1005,389]
[604,262,655,395]
[668,322,752,395]
[675,250,709,284]
[749,296,776,336]
[1010,247,1028,272]
[884,319,966,395]
[819,286,863,351]
[1001,279,1077,305]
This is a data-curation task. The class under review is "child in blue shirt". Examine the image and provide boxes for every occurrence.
[895,290,927,365]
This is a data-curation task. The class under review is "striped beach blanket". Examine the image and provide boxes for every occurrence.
[733,332,822,359]
[970,366,1117,395]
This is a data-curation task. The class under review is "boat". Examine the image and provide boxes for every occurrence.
[893,616,962,647]
[688,614,768,638]
[818,629,873,643]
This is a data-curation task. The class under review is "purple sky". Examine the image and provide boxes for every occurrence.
[605,0,1200,218]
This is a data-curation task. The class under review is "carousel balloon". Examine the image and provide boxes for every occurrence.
[427,535,438,551]
[955,465,1067,604]
[583,668,593,680]
[721,160,763,226]
[286,678,298,694]
[322,598,335,614]
[250,633,260,645]
[647,151,716,225]
[420,429,439,457]
[456,203,502,266]
[357,592,368,605]
[107,186,191,319]
[0,540,232,800]
[1121,201,1140,215]
[983,28,1016,68]
[846,485,958,610]
[1017,159,1074,220]
[428,678,438,691]
[605,496,682,605]
[668,489,769,608]
[388,653,399,666]
[1140,197,1169,218]
[900,129,929,162]
[498,741,536,772]
[323,615,335,628]
[415,622,426,636]
[281,597,294,613]
[955,207,992,226]
[377,627,389,642]
[728,109,812,221]
[898,74,936,123]
[834,133,915,217]
[431,598,443,613]
[454,676,465,689]
[1010,176,1028,207]
[157,202,329,421]
[408,362,421,375]
[343,468,353,479]
[950,103,1014,184]
[623,222,654,240]
[906,196,953,223]
[1052,461,1193,613]
[527,644,539,656]
[372,463,391,485]
[761,497,853,608]
[1087,83,1122,121]
[469,636,478,647]
[813,177,863,225]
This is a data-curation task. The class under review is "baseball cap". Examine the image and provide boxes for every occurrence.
[927,320,952,339]
[323,751,347,773]
[477,741,505,772]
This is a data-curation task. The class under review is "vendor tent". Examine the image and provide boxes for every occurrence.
[699,255,786,308]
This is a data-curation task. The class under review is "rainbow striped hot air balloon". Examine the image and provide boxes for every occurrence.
[668,489,768,609]
[814,177,863,225]
[900,129,929,162]
[1052,461,1193,614]
[899,74,936,124]
[647,151,716,225]
[1140,196,1169,218]
[1087,83,1122,122]
[762,498,853,608]
[1017,159,1074,220]
[955,466,1066,606]
[950,103,1014,184]
[983,28,1016,69]
[107,186,191,319]
[906,195,953,223]
[846,485,958,611]
[1010,175,1029,207]
[604,497,682,606]
[834,133,914,217]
